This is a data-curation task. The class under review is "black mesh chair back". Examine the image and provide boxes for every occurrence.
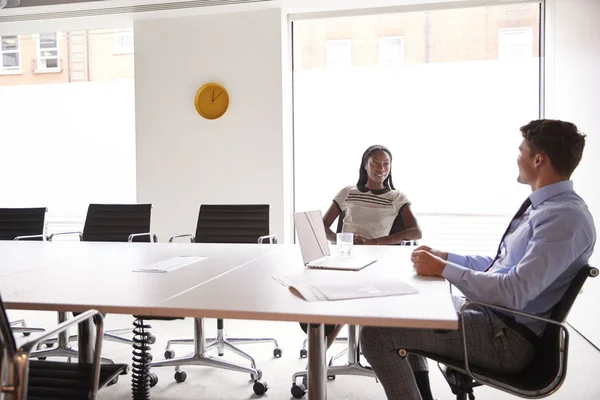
[194,204,270,244]
[82,204,152,242]
[0,208,46,241]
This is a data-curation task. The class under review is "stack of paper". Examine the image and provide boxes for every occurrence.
[133,256,206,273]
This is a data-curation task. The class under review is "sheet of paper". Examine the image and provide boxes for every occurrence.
[133,256,206,273]
[277,274,419,301]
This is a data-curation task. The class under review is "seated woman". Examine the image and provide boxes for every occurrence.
[301,144,422,347]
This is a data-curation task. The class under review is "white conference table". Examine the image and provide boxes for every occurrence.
[0,241,457,400]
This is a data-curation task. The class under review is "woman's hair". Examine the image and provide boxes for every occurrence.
[357,145,395,190]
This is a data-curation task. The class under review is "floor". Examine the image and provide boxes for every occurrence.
[9,309,600,400]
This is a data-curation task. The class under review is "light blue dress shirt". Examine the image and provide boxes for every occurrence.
[442,180,596,335]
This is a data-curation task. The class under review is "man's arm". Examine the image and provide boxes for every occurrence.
[442,210,592,310]
[447,253,494,271]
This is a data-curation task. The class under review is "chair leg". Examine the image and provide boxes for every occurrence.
[31,312,113,364]
[151,318,263,381]
[9,319,44,335]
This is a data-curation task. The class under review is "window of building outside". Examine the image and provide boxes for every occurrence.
[36,32,61,72]
[379,36,405,66]
[498,27,534,60]
[1,35,20,72]
[0,27,136,237]
[115,27,134,54]
[292,3,541,255]
[326,39,351,68]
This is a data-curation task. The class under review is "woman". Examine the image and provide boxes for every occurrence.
[302,144,422,347]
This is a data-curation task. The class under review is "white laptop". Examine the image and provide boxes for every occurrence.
[293,210,377,271]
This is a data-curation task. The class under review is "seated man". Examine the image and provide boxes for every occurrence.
[360,119,596,400]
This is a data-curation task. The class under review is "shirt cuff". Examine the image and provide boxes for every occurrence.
[447,252,468,267]
[442,261,468,282]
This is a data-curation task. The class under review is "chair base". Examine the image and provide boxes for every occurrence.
[152,317,268,395]
[30,312,113,364]
[166,325,281,359]
[291,325,375,398]
[299,336,347,358]
[9,319,44,336]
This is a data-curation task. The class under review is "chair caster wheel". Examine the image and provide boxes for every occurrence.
[46,343,54,348]
[328,375,336,380]
[149,373,158,387]
[300,349,307,358]
[146,353,153,362]
[273,347,282,358]
[22,332,31,337]
[174,370,187,383]
[291,383,307,398]
[253,380,268,395]
[37,357,47,360]
[148,335,156,345]
[108,376,118,386]
[165,349,175,359]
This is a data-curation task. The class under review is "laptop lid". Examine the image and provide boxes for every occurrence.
[293,210,331,265]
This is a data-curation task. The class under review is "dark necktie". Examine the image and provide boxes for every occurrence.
[484,197,532,272]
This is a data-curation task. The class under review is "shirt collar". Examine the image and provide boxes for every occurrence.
[529,180,574,208]
[357,184,391,195]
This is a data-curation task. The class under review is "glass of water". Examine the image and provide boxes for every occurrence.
[336,232,354,256]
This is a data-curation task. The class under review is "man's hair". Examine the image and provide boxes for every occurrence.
[520,119,586,177]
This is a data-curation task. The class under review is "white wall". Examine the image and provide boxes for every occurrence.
[134,8,288,242]
[547,0,600,348]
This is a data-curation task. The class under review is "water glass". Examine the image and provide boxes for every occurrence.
[336,232,354,256]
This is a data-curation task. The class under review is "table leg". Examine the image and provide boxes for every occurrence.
[78,318,93,363]
[307,323,327,400]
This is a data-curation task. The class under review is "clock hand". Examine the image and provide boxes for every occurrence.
[213,90,224,101]
[211,90,215,103]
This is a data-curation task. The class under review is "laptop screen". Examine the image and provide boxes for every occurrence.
[293,210,331,264]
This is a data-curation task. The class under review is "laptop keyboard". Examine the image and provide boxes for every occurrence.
[313,256,354,267]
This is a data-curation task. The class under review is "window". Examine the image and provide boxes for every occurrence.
[293,4,541,255]
[0,28,136,234]
[36,32,60,71]
[326,39,351,68]
[379,36,405,66]
[498,28,533,60]
[115,27,134,54]
[1,35,20,72]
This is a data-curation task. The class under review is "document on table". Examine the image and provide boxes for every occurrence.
[274,274,418,302]
[133,256,206,273]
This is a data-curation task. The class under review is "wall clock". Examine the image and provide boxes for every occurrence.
[194,83,230,120]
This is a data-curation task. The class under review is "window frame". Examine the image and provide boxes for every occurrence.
[0,35,22,74]
[35,32,61,73]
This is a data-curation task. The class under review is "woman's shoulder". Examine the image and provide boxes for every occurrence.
[387,189,410,203]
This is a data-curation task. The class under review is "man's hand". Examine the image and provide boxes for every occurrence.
[413,245,448,261]
[411,250,447,277]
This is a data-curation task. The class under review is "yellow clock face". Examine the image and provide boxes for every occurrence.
[194,83,230,120]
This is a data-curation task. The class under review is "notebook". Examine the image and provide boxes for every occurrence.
[293,210,377,271]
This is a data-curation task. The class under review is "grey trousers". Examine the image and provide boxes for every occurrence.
[360,295,536,400]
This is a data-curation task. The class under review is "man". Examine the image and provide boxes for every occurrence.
[360,119,596,400]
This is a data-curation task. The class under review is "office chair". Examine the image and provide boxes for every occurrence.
[150,204,278,395]
[0,292,128,400]
[407,264,598,400]
[0,207,47,337]
[35,204,157,361]
[292,211,419,397]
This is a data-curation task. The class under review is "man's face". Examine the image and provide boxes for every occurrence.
[517,139,537,185]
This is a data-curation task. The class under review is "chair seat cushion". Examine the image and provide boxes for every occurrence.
[27,360,128,400]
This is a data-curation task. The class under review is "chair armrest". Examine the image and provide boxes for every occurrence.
[258,235,277,244]
[128,232,159,243]
[14,234,47,241]
[458,301,569,382]
[48,231,83,241]
[17,309,105,398]
[169,234,195,243]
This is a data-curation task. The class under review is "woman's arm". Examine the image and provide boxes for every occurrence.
[322,201,341,243]
[359,204,422,245]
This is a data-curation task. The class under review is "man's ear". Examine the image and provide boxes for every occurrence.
[533,152,546,168]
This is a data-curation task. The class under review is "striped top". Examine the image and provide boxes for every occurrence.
[333,185,410,239]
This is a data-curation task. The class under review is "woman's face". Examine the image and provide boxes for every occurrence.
[365,150,391,185]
